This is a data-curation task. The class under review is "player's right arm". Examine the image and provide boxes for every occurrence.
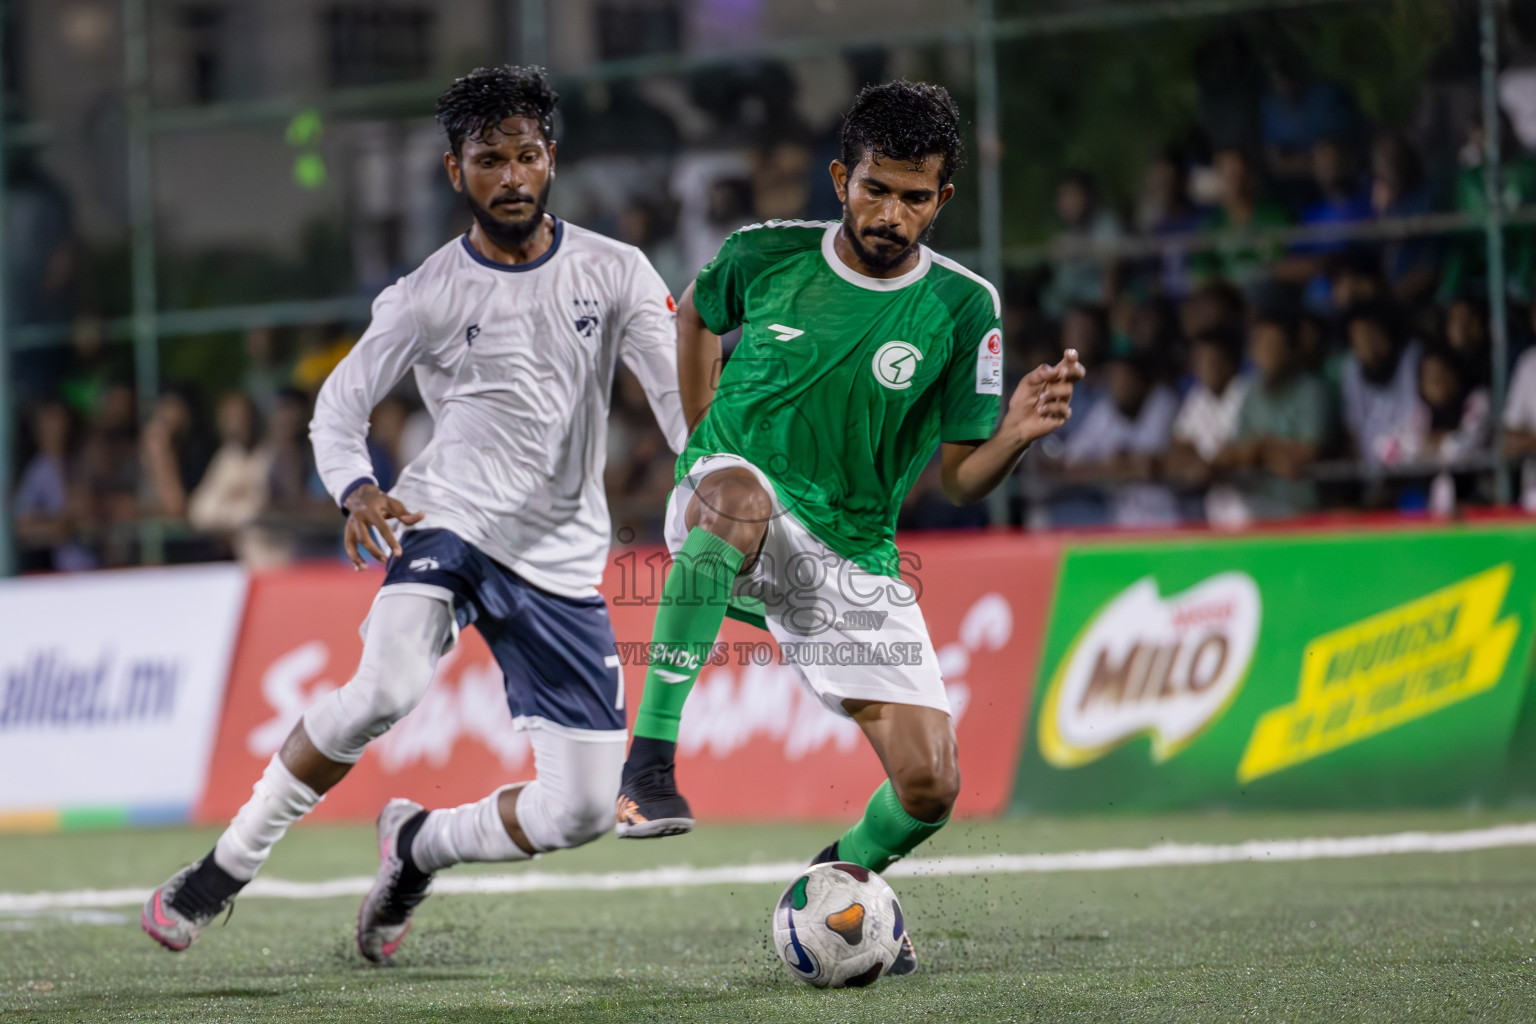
[310,282,429,568]
[675,282,721,434]
[682,223,810,432]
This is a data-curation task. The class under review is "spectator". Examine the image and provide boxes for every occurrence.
[1043,170,1123,317]
[751,141,813,222]
[1124,296,1184,386]
[1180,280,1247,343]
[1136,149,1209,299]
[12,400,96,572]
[1215,313,1332,522]
[1341,302,1423,467]
[1282,137,1375,312]
[188,393,269,536]
[1442,294,1493,391]
[1059,352,1180,526]
[291,323,356,396]
[1370,133,1439,302]
[367,395,410,492]
[605,369,675,542]
[1440,112,1536,304]
[140,389,212,520]
[898,456,989,532]
[57,317,125,420]
[1054,303,1111,443]
[616,197,688,297]
[1166,327,1249,482]
[242,327,289,420]
[264,387,327,514]
[1260,54,1363,196]
[74,382,141,562]
[1500,335,1536,508]
[1193,148,1290,292]
[1328,256,1388,319]
[1406,345,1490,465]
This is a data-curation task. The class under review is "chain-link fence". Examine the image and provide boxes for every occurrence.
[0,0,1525,573]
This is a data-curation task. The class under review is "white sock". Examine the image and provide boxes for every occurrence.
[409,786,529,872]
[211,754,323,881]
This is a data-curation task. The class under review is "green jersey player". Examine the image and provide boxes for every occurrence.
[615,81,1084,975]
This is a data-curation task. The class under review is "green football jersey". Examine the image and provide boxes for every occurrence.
[685,220,1003,578]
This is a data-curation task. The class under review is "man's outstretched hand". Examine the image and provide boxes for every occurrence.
[1003,348,1086,447]
[343,483,425,570]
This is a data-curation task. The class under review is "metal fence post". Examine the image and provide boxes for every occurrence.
[0,0,13,577]
[975,0,1013,526]
[125,0,163,561]
[1482,0,1511,506]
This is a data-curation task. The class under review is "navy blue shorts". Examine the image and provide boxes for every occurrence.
[381,529,624,732]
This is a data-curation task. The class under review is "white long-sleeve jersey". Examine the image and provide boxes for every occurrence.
[311,218,687,598]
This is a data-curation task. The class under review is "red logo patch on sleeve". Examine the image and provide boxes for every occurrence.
[666,294,677,313]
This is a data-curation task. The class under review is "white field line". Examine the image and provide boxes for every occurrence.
[5,821,1536,914]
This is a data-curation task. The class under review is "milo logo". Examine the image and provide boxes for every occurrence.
[1038,573,1261,768]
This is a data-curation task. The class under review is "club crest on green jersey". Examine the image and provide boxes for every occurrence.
[871,341,923,390]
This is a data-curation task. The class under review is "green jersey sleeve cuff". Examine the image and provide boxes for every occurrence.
[940,420,999,443]
[691,286,736,336]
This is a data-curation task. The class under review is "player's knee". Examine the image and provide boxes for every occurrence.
[341,625,439,733]
[689,470,771,552]
[519,785,611,851]
[359,652,434,725]
[560,795,612,848]
[891,762,961,824]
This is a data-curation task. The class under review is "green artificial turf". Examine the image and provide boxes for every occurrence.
[4,809,1536,1022]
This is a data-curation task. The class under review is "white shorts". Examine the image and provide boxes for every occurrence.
[664,454,949,719]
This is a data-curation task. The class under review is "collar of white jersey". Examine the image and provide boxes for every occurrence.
[460,216,564,273]
[820,223,932,292]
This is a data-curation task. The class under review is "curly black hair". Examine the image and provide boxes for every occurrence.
[840,80,965,187]
[436,65,559,155]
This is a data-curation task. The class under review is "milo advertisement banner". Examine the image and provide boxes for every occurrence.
[1014,527,1536,813]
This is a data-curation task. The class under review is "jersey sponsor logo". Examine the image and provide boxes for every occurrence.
[1038,573,1262,769]
[768,324,804,341]
[976,329,1003,396]
[871,341,923,390]
[653,668,693,684]
[465,324,480,345]
[572,299,601,339]
[651,643,703,673]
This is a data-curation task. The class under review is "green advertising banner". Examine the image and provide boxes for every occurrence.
[1013,526,1536,813]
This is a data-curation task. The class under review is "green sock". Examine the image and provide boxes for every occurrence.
[631,528,745,743]
[836,781,949,873]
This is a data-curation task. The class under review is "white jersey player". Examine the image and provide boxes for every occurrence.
[143,66,685,964]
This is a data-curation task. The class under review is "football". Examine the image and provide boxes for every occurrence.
[771,862,905,988]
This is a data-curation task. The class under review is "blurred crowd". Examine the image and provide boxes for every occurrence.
[12,24,1536,571]
[10,322,433,571]
[1002,55,1536,531]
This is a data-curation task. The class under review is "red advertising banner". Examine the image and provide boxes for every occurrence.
[198,535,1059,824]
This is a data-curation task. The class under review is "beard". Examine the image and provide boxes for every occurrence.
[841,207,931,271]
[1359,348,1401,387]
[466,178,553,250]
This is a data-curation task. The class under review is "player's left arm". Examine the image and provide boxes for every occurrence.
[940,350,1085,506]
